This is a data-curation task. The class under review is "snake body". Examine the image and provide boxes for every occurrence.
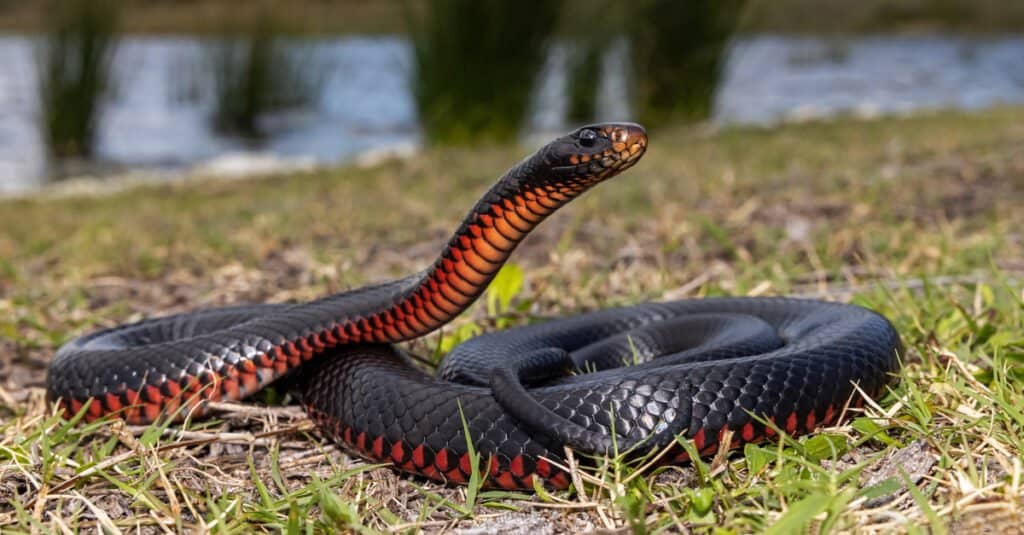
[47,123,900,490]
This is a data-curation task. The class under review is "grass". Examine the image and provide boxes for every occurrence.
[1,107,1023,531]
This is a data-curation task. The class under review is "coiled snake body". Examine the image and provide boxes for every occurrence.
[47,124,900,490]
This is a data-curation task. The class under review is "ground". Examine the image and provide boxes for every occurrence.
[1,108,1023,533]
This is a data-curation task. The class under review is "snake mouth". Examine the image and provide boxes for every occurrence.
[614,125,648,169]
[605,123,648,171]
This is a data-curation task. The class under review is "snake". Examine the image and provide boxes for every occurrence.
[47,123,901,490]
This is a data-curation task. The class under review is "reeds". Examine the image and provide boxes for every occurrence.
[562,0,625,124]
[205,12,323,139]
[566,42,605,124]
[406,0,563,144]
[36,0,120,158]
[629,0,747,126]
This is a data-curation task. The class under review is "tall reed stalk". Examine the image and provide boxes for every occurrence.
[36,0,120,158]
[406,0,563,144]
[566,41,605,124]
[629,0,747,126]
[563,0,625,124]
[205,12,323,139]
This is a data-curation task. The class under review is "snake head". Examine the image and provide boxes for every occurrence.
[543,122,648,189]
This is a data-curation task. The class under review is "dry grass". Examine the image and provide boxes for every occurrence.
[1,108,1023,532]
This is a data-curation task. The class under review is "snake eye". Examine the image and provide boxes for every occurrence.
[578,129,597,147]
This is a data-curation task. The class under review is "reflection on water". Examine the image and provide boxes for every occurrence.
[0,37,43,193]
[715,35,1024,124]
[2,34,1024,194]
[0,35,419,194]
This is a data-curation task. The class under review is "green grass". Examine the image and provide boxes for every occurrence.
[2,108,1023,531]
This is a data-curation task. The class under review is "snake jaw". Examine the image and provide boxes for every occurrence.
[583,123,646,182]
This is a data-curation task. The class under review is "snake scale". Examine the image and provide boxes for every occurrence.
[47,123,901,489]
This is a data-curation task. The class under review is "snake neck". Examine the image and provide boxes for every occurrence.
[315,122,649,346]
[361,158,581,343]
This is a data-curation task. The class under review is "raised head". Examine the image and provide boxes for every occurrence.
[498,122,648,200]
[540,122,648,190]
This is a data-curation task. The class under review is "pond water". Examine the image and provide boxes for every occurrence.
[715,35,1024,124]
[1,34,1023,194]
[0,35,418,193]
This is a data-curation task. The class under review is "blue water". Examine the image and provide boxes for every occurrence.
[2,34,1023,193]
[715,35,1024,124]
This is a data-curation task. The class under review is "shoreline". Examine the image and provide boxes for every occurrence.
[0,141,421,202]
[3,105,1019,202]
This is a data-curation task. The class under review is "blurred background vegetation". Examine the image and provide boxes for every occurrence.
[203,9,325,139]
[405,0,562,144]
[627,0,748,126]
[5,0,1023,35]
[5,0,1024,186]
[35,0,119,158]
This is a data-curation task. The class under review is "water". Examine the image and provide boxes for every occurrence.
[715,35,1024,124]
[0,37,43,193]
[2,34,1023,194]
[0,35,419,194]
